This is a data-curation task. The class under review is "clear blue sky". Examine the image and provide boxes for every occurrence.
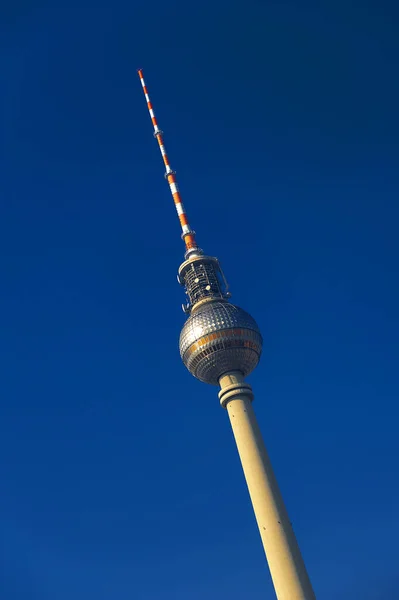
[1,1,398,598]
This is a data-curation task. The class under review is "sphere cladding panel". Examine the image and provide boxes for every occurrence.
[179,302,262,385]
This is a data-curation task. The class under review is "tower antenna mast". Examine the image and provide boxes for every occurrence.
[138,69,317,600]
[138,69,199,258]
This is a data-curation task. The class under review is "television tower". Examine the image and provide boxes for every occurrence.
[138,69,316,600]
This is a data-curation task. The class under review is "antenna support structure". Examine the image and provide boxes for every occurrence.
[138,69,316,600]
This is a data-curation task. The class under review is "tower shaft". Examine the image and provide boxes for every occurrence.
[219,372,316,600]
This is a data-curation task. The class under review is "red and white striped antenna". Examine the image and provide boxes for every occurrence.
[138,69,200,257]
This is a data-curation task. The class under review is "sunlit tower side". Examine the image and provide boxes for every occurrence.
[138,69,316,600]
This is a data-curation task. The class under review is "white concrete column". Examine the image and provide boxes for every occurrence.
[219,371,316,600]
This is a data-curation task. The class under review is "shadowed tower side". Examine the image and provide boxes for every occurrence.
[138,68,316,600]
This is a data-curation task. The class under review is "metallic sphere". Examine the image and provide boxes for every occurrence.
[179,301,262,385]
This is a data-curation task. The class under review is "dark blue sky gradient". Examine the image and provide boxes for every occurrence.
[1,1,399,598]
